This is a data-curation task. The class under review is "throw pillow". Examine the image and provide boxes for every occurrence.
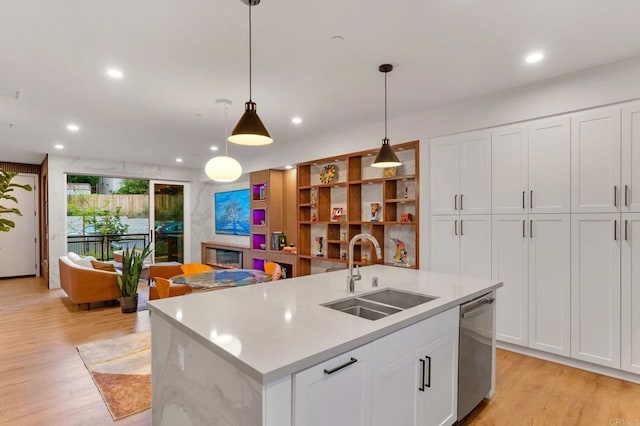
[91,260,116,272]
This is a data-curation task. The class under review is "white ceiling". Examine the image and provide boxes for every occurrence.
[2,0,640,169]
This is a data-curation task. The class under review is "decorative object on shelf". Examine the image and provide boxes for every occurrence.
[331,207,343,221]
[315,236,324,257]
[404,187,409,199]
[319,164,337,184]
[310,193,317,204]
[383,166,397,178]
[341,251,347,260]
[361,253,368,262]
[341,231,347,241]
[259,185,266,200]
[372,64,402,168]
[311,213,317,222]
[370,203,381,222]
[272,232,287,250]
[400,212,413,223]
[228,0,273,146]
[391,238,408,265]
[259,243,266,250]
[206,99,243,182]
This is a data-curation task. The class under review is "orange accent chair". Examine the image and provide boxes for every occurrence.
[264,262,282,280]
[149,277,191,300]
[148,264,184,284]
[180,263,214,275]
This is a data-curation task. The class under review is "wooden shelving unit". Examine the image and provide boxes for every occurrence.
[297,141,419,276]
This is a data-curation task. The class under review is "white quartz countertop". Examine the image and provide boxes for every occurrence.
[148,265,502,384]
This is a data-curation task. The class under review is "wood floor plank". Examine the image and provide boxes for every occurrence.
[1,276,639,425]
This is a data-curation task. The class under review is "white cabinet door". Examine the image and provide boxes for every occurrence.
[430,216,460,275]
[622,213,640,374]
[493,215,529,346]
[294,345,370,426]
[430,136,459,215]
[492,125,529,214]
[528,117,571,214]
[459,130,491,215]
[459,215,492,279]
[571,107,621,213]
[571,214,621,368]
[622,102,640,212]
[418,330,458,426]
[528,215,571,356]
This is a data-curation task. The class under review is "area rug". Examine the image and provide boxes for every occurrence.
[77,331,151,420]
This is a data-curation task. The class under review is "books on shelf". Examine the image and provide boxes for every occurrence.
[272,232,287,251]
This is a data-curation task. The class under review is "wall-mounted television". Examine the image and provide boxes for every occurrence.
[214,189,250,236]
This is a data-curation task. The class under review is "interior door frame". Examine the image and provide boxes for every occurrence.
[149,180,190,263]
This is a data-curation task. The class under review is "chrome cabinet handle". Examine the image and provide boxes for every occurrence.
[419,358,425,392]
[424,355,432,388]
[454,220,458,236]
[614,220,618,241]
[530,190,533,209]
[614,186,618,207]
[460,220,464,236]
[460,194,464,210]
[454,194,458,211]
[522,220,526,238]
[625,220,629,241]
[522,191,525,209]
[530,220,533,238]
[626,185,630,207]
[324,357,358,375]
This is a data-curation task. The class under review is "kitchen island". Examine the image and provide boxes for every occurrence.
[148,265,502,425]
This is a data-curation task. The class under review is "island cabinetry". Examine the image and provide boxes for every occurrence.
[297,141,419,275]
[293,307,459,426]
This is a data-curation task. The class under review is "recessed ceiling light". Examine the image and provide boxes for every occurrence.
[106,68,124,79]
[176,158,183,163]
[210,146,219,151]
[525,51,544,64]
[285,165,294,170]
[330,35,344,42]
[291,117,302,125]
[66,123,79,132]
[54,144,64,150]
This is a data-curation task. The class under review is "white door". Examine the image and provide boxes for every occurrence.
[571,107,621,213]
[0,174,38,277]
[417,330,458,426]
[150,181,189,263]
[622,213,640,374]
[528,214,571,356]
[622,102,640,212]
[459,130,491,215]
[430,136,459,215]
[493,215,529,346]
[528,117,571,214]
[571,214,621,368]
[492,125,529,214]
[430,216,460,275]
[459,215,492,279]
[294,345,370,426]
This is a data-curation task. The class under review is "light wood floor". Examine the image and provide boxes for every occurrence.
[1,276,640,425]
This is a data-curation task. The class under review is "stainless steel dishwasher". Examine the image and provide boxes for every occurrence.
[457,292,495,421]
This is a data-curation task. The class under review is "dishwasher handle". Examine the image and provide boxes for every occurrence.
[461,296,495,319]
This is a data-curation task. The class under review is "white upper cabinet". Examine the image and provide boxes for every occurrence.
[430,135,460,215]
[622,213,640,374]
[571,107,621,213]
[492,215,529,346]
[459,131,492,215]
[571,214,621,368]
[430,131,491,216]
[528,215,571,356]
[528,117,571,213]
[492,125,529,214]
[622,102,640,212]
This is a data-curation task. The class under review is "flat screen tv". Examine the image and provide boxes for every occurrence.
[214,189,250,236]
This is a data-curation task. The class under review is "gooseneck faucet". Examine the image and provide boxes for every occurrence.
[348,233,382,293]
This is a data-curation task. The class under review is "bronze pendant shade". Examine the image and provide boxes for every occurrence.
[372,64,401,168]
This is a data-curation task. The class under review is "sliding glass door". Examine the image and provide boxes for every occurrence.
[150,181,189,263]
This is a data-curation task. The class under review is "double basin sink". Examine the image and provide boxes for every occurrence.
[323,288,437,321]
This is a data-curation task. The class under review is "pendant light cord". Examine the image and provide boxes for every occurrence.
[384,70,388,140]
[224,104,229,156]
[248,1,253,102]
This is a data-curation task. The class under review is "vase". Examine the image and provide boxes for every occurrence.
[120,295,138,313]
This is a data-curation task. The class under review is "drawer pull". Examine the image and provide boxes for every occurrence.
[324,357,358,375]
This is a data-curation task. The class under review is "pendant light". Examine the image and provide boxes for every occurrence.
[371,64,402,168]
[228,0,273,146]
[206,99,243,182]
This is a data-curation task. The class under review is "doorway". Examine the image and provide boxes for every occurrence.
[150,181,189,263]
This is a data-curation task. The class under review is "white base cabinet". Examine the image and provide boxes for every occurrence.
[294,308,460,426]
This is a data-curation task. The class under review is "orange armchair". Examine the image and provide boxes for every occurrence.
[264,262,282,280]
[180,263,213,275]
[148,264,184,284]
[149,277,191,300]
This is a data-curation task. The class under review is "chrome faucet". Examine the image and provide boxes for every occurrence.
[348,233,382,293]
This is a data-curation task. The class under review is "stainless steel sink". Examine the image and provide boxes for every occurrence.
[323,288,437,320]
[359,288,437,310]
[323,297,401,321]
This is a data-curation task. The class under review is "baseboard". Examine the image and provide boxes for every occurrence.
[497,341,640,384]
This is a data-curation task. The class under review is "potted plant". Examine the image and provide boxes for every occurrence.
[117,243,152,313]
[0,169,33,233]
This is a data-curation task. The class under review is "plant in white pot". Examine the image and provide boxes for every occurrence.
[117,243,152,313]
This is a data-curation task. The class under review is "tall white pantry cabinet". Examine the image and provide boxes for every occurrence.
[429,100,640,377]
